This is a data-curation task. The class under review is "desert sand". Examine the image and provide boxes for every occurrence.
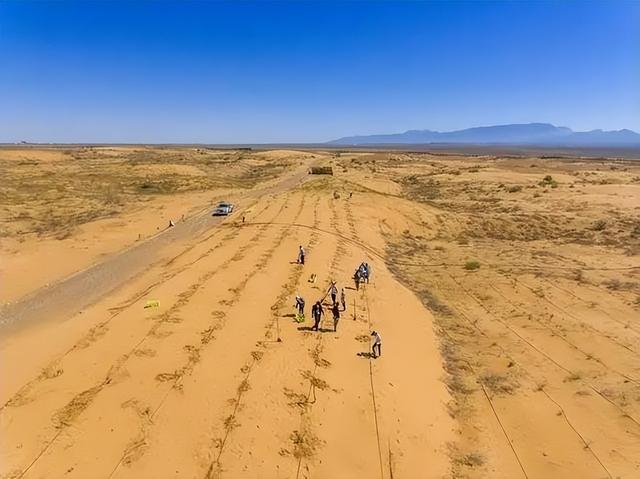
[1,147,639,478]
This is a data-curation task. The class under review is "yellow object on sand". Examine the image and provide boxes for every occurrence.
[144,300,160,309]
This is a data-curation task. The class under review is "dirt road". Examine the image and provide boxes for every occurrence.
[0,157,312,333]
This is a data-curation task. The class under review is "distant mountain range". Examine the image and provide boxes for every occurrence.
[329,123,640,146]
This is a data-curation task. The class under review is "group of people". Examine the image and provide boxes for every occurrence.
[292,248,381,357]
[353,261,371,290]
[294,280,344,332]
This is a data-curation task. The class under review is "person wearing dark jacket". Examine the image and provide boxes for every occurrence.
[354,269,362,291]
[311,301,324,331]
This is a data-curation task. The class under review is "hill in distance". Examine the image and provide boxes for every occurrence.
[329,123,640,146]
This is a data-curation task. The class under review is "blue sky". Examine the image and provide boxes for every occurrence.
[0,1,638,143]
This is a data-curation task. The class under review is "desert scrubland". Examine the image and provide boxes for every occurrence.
[1,147,639,478]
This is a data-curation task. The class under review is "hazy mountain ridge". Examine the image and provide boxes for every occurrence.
[330,123,640,146]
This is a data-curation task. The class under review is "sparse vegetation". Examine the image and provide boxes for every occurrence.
[418,289,453,315]
[539,174,558,188]
[8,147,640,478]
[480,372,518,395]
[309,166,334,175]
[290,429,321,459]
[1,147,295,238]
[564,371,582,382]
[453,451,485,467]
[464,260,481,271]
[592,219,607,231]
[603,278,637,291]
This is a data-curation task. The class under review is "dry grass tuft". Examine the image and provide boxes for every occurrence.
[452,450,486,468]
[301,370,330,391]
[417,289,453,316]
[290,428,323,459]
[479,372,518,395]
[564,371,583,382]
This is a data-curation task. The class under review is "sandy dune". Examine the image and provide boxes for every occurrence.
[1,148,639,478]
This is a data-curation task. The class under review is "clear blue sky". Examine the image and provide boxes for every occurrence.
[0,1,638,143]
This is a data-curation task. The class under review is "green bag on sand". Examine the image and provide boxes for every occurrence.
[144,300,160,309]
[295,313,305,323]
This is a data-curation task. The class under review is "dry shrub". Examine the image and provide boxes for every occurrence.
[453,451,485,467]
[564,371,582,382]
[479,373,518,395]
[309,166,333,175]
[301,370,330,391]
[603,279,636,291]
[290,429,323,459]
[417,289,452,316]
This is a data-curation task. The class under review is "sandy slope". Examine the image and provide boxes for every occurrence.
[1,190,221,304]
[0,159,452,478]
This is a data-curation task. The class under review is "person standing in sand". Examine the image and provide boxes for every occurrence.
[371,330,382,358]
[311,300,324,331]
[354,269,362,291]
[331,302,340,332]
[328,281,338,306]
[340,287,346,311]
[298,245,305,265]
[294,294,305,317]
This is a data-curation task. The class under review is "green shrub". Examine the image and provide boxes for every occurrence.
[539,175,558,188]
[464,260,480,271]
